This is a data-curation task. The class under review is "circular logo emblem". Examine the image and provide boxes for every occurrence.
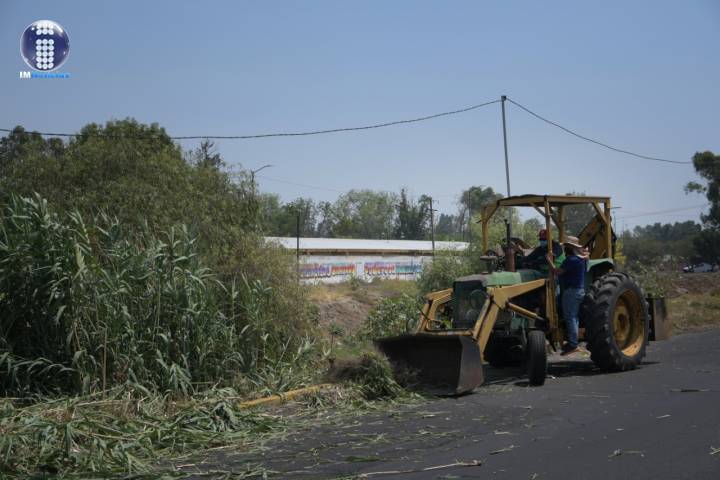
[20,20,70,71]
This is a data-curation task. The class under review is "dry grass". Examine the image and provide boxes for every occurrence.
[308,279,417,303]
[308,279,420,341]
[667,292,720,333]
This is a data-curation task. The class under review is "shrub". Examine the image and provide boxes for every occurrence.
[359,294,422,340]
[417,250,473,295]
[623,263,674,297]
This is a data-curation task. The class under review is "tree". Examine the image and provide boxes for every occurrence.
[284,198,317,237]
[459,185,502,213]
[563,192,597,236]
[521,218,544,245]
[257,193,283,234]
[394,189,430,240]
[686,151,720,228]
[693,229,720,264]
[0,119,257,252]
[188,139,224,170]
[456,186,503,241]
[619,221,701,266]
[435,213,461,241]
[315,201,335,238]
[685,151,720,264]
[330,189,397,239]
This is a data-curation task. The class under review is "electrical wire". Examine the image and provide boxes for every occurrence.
[0,99,501,141]
[1,96,692,167]
[254,175,346,193]
[228,169,460,199]
[506,98,692,165]
[617,203,709,220]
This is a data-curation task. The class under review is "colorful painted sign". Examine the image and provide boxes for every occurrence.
[364,262,423,277]
[300,262,356,278]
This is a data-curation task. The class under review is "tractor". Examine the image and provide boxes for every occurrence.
[376,194,668,394]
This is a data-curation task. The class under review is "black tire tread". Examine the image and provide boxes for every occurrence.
[527,330,547,386]
[585,272,649,372]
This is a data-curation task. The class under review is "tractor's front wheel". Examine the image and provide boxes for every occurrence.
[585,273,649,371]
[527,330,547,386]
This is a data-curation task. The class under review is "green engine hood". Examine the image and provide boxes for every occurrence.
[484,269,545,287]
[454,269,545,288]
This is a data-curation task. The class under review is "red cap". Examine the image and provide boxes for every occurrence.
[538,229,547,240]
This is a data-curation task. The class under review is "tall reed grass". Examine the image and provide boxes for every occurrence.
[0,194,318,396]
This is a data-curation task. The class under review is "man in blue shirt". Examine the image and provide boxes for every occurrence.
[546,236,589,355]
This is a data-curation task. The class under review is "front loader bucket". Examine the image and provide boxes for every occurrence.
[375,334,483,395]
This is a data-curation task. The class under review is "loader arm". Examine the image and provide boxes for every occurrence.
[472,279,547,356]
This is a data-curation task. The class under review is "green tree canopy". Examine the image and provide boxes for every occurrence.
[563,192,597,236]
[394,189,430,240]
[686,151,720,228]
[330,189,397,238]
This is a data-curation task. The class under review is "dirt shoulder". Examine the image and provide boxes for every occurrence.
[664,271,720,333]
[308,279,418,337]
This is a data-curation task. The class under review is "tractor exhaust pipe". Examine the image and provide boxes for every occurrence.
[504,219,515,272]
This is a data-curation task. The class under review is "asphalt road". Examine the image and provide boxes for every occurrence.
[189,329,720,479]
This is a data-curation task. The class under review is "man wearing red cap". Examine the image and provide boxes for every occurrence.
[519,229,563,272]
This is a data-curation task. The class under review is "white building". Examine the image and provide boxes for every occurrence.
[265,237,468,284]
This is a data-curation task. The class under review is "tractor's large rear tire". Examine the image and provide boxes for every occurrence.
[585,273,649,371]
[527,330,547,386]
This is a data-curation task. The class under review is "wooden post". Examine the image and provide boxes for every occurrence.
[296,214,300,281]
[604,199,613,257]
[429,197,436,256]
[544,197,560,344]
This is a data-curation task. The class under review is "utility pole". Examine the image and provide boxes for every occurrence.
[429,197,436,256]
[610,206,622,233]
[500,95,512,239]
[500,96,511,198]
[250,164,273,199]
[296,213,300,281]
[466,189,471,242]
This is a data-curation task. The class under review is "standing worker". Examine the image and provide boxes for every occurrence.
[546,236,589,355]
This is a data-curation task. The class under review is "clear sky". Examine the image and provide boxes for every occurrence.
[2,1,718,230]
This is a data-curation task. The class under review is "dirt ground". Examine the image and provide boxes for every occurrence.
[308,279,417,336]
[666,271,720,297]
[666,271,720,332]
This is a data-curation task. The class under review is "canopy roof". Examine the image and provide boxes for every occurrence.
[482,194,611,210]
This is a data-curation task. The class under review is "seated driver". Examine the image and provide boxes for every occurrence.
[520,229,563,271]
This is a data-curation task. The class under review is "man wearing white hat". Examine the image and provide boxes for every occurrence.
[546,236,589,355]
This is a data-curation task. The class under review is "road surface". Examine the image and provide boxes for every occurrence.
[186,329,720,479]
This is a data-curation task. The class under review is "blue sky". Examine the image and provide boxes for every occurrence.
[1,1,718,230]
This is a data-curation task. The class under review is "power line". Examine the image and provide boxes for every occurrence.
[230,170,460,202]
[1,96,691,167]
[506,98,692,165]
[617,203,708,220]
[255,175,346,193]
[0,99,501,141]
